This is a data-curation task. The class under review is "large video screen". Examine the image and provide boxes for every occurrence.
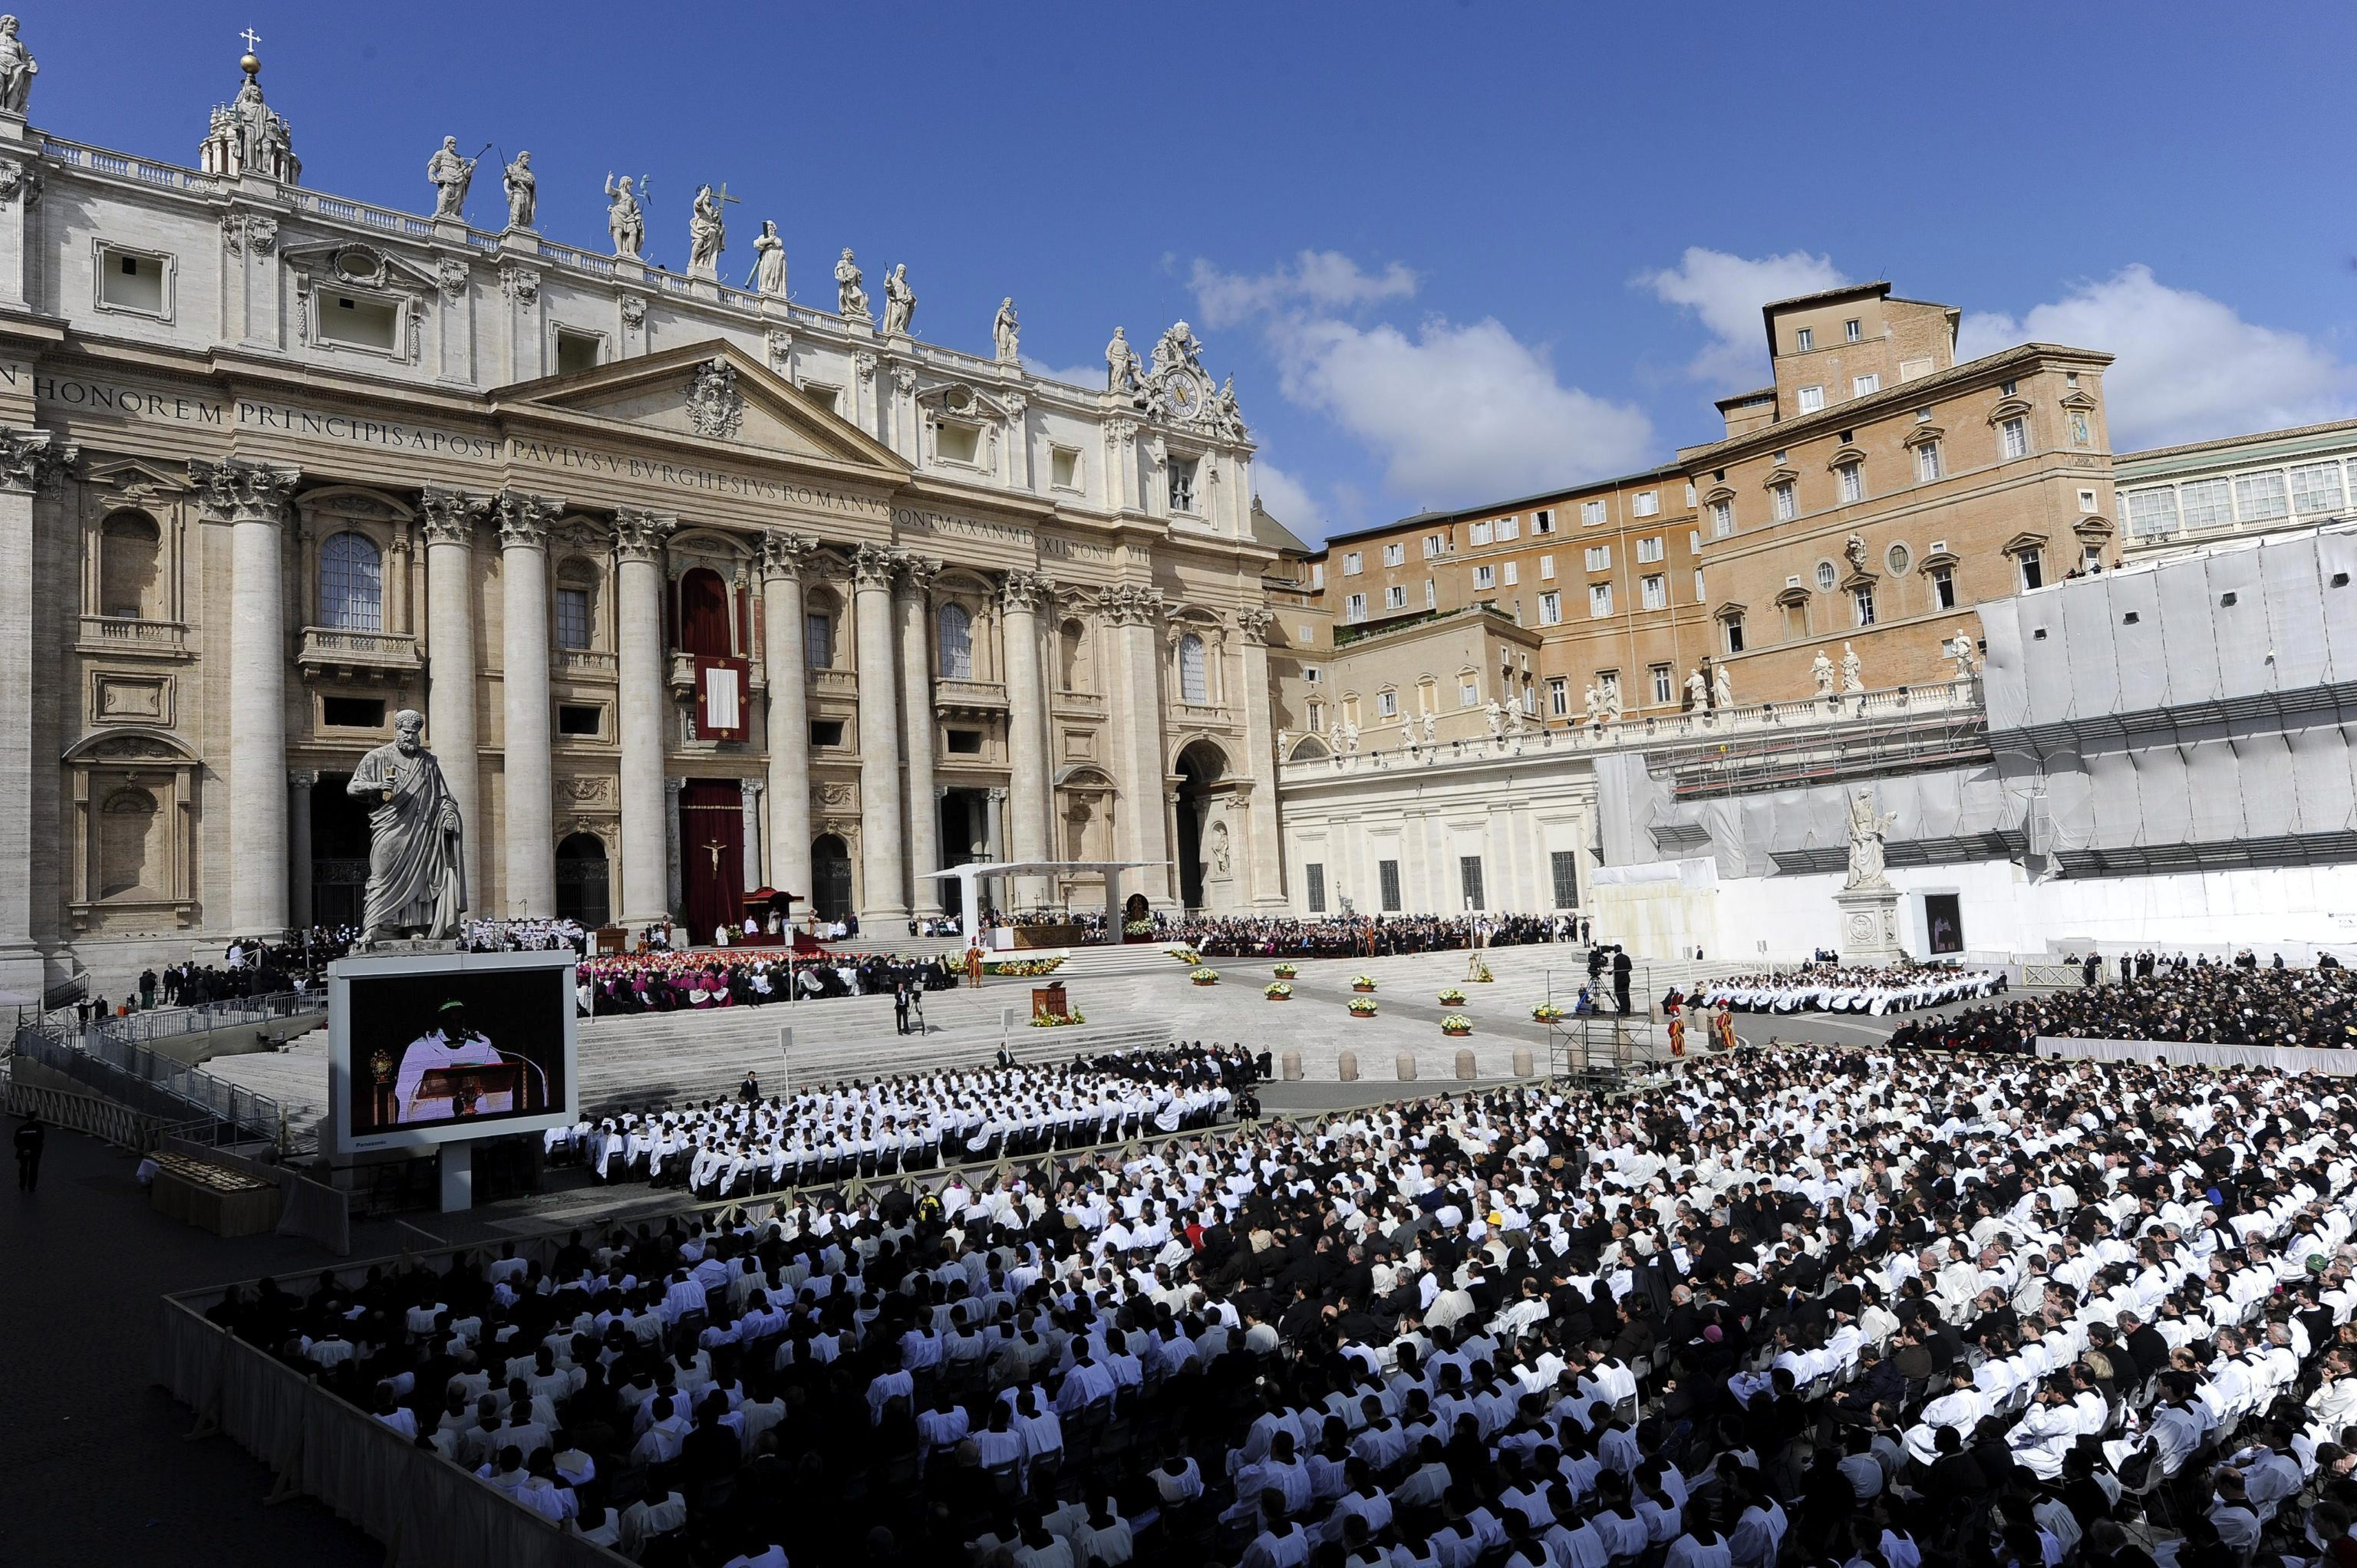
[328,950,578,1154]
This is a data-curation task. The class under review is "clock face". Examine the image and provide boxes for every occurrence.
[1167,377,1199,415]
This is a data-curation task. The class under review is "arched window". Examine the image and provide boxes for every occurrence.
[937,601,974,680]
[677,566,731,657]
[1178,632,1208,704]
[318,532,383,631]
[99,510,162,620]
[1058,619,1089,691]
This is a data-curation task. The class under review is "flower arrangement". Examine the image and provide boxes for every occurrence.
[1272,963,1299,979]
[1122,919,1155,937]
[1028,1008,1085,1028]
[1531,1002,1567,1023]
[984,956,1067,977]
[1264,981,1294,1000]
[1350,976,1378,993]
[1168,947,1202,965]
[1440,1013,1474,1036]
[1190,967,1219,986]
[1436,987,1469,1005]
[1468,958,1495,983]
[1347,996,1379,1016]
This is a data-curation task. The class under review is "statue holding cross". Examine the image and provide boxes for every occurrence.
[686,182,736,282]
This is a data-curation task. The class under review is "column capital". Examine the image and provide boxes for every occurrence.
[893,552,942,596]
[986,786,1008,802]
[663,775,684,798]
[1102,582,1165,628]
[493,490,563,551]
[188,457,299,524]
[757,529,819,581]
[999,568,1048,613]
[288,768,320,788]
[612,508,677,563]
[1233,605,1277,641]
[851,540,897,588]
[0,427,77,495]
[742,779,763,800]
[418,486,489,545]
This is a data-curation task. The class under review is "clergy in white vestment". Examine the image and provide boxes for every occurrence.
[392,999,507,1122]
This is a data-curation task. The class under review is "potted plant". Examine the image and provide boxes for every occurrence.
[1436,987,1468,1005]
[1264,981,1294,1000]
[1028,1007,1085,1028]
[1272,963,1298,979]
[1440,1013,1473,1036]
[1168,947,1202,965]
[1351,976,1378,993]
[1347,996,1379,1017]
[1531,1001,1567,1023]
[1468,957,1495,983]
[1122,918,1156,944]
[1190,967,1219,987]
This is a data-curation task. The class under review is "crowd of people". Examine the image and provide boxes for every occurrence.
[576,950,963,1018]
[1149,913,1591,960]
[462,917,591,954]
[198,1043,2357,1568]
[1696,964,2009,1017]
[1894,961,2357,1054]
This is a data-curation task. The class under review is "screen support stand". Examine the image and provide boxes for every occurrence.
[439,1141,474,1213]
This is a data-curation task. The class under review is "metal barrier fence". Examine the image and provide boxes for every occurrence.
[104,990,318,1045]
[1,1060,167,1150]
[10,1022,287,1146]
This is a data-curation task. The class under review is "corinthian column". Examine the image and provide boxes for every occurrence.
[193,457,302,934]
[999,569,1050,904]
[758,531,816,907]
[496,492,562,916]
[419,486,486,905]
[895,554,943,917]
[851,542,907,923]
[1233,606,1287,908]
[0,430,75,986]
[614,509,676,924]
[1106,585,1173,906]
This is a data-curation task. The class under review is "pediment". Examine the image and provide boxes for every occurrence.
[84,455,193,499]
[496,341,908,475]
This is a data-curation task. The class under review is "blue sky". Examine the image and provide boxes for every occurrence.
[34,2,2357,542]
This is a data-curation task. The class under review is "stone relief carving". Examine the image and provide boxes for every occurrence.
[0,159,38,208]
[435,256,470,300]
[561,776,614,802]
[499,263,539,305]
[686,358,746,441]
[618,294,647,330]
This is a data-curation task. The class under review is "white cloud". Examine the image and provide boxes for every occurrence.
[1956,264,2356,450]
[1637,246,1848,386]
[1188,251,1417,331]
[1022,360,1105,393]
[1250,460,1325,536]
[1192,256,1653,506]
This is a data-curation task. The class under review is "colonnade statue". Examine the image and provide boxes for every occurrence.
[347,709,467,943]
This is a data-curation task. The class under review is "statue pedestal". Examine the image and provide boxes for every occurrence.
[1834,884,1903,966]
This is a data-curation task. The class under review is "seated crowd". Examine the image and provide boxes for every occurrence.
[578,950,961,1016]
[1149,913,1588,960]
[205,1046,2357,1568]
[1893,963,2357,1053]
[463,917,591,954]
[1696,964,2007,1017]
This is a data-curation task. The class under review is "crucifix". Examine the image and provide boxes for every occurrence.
[701,839,728,877]
[241,27,264,54]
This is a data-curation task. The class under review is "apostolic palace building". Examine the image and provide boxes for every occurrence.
[0,35,1307,1000]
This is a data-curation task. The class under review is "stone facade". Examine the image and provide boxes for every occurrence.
[0,42,1290,996]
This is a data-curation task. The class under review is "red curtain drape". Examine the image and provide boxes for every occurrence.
[680,779,744,941]
[679,567,732,658]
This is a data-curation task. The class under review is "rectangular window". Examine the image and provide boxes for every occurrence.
[1376,690,1398,717]
[321,696,386,729]
[1458,855,1485,911]
[1378,859,1402,913]
[555,328,602,376]
[1459,680,1479,707]
[1650,664,1673,703]
[2017,548,2044,591]
[1772,482,1796,522]
[1534,509,1555,534]
[1550,850,1579,909]
[1309,562,1324,590]
[318,292,401,352]
[1931,565,1956,609]
[1547,677,1568,716]
[1851,585,1876,626]
[1640,575,1666,611]
[1589,582,1614,618]
[2234,470,2289,520]
[1852,373,1880,397]
[1169,459,1198,512]
[1424,578,1436,609]
[1384,584,1406,609]
[1797,386,1825,413]
[1693,568,1706,601]
[1709,499,1732,538]
[1636,535,1663,563]
[805,610,834,670]
[1304,863,1327,914]
[1469,520,1492,545]
[1344,593,1366,623]
[557,703,602,738]
[1305,700,1323,730]
[1473,565,1495,590]
[1795,327,1815,351]
[1496,516,1520,541]
[1422,533,1445,558]
[1580,500,1607,527]
[1838,463,1864,504]
[1584,545,1610,571]
[1685,483,1697,506]
[1844,318,1862,343]
[2291,462,2346,514]
[2177,478,2230,531]
[1382,542,1405,567]
[1631,491,1660,518]
[97,246,170,315]
[1342,551,1363,575]
[2125,486,2181,538]
[809,719,846,748]
[1999,416,2029,460]
[2078,489,2100,513]
[1050,446,1081,489]
[555,587,592,651]
[1538,554,1554,579]
[1597,669,1620,703]
[1537,591,1561,625]
[1724,615,1745,654]
[1502,562,1518,586]
[1915,442,1942,483]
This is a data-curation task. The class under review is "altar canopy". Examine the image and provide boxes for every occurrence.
[914,860,1168,945]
